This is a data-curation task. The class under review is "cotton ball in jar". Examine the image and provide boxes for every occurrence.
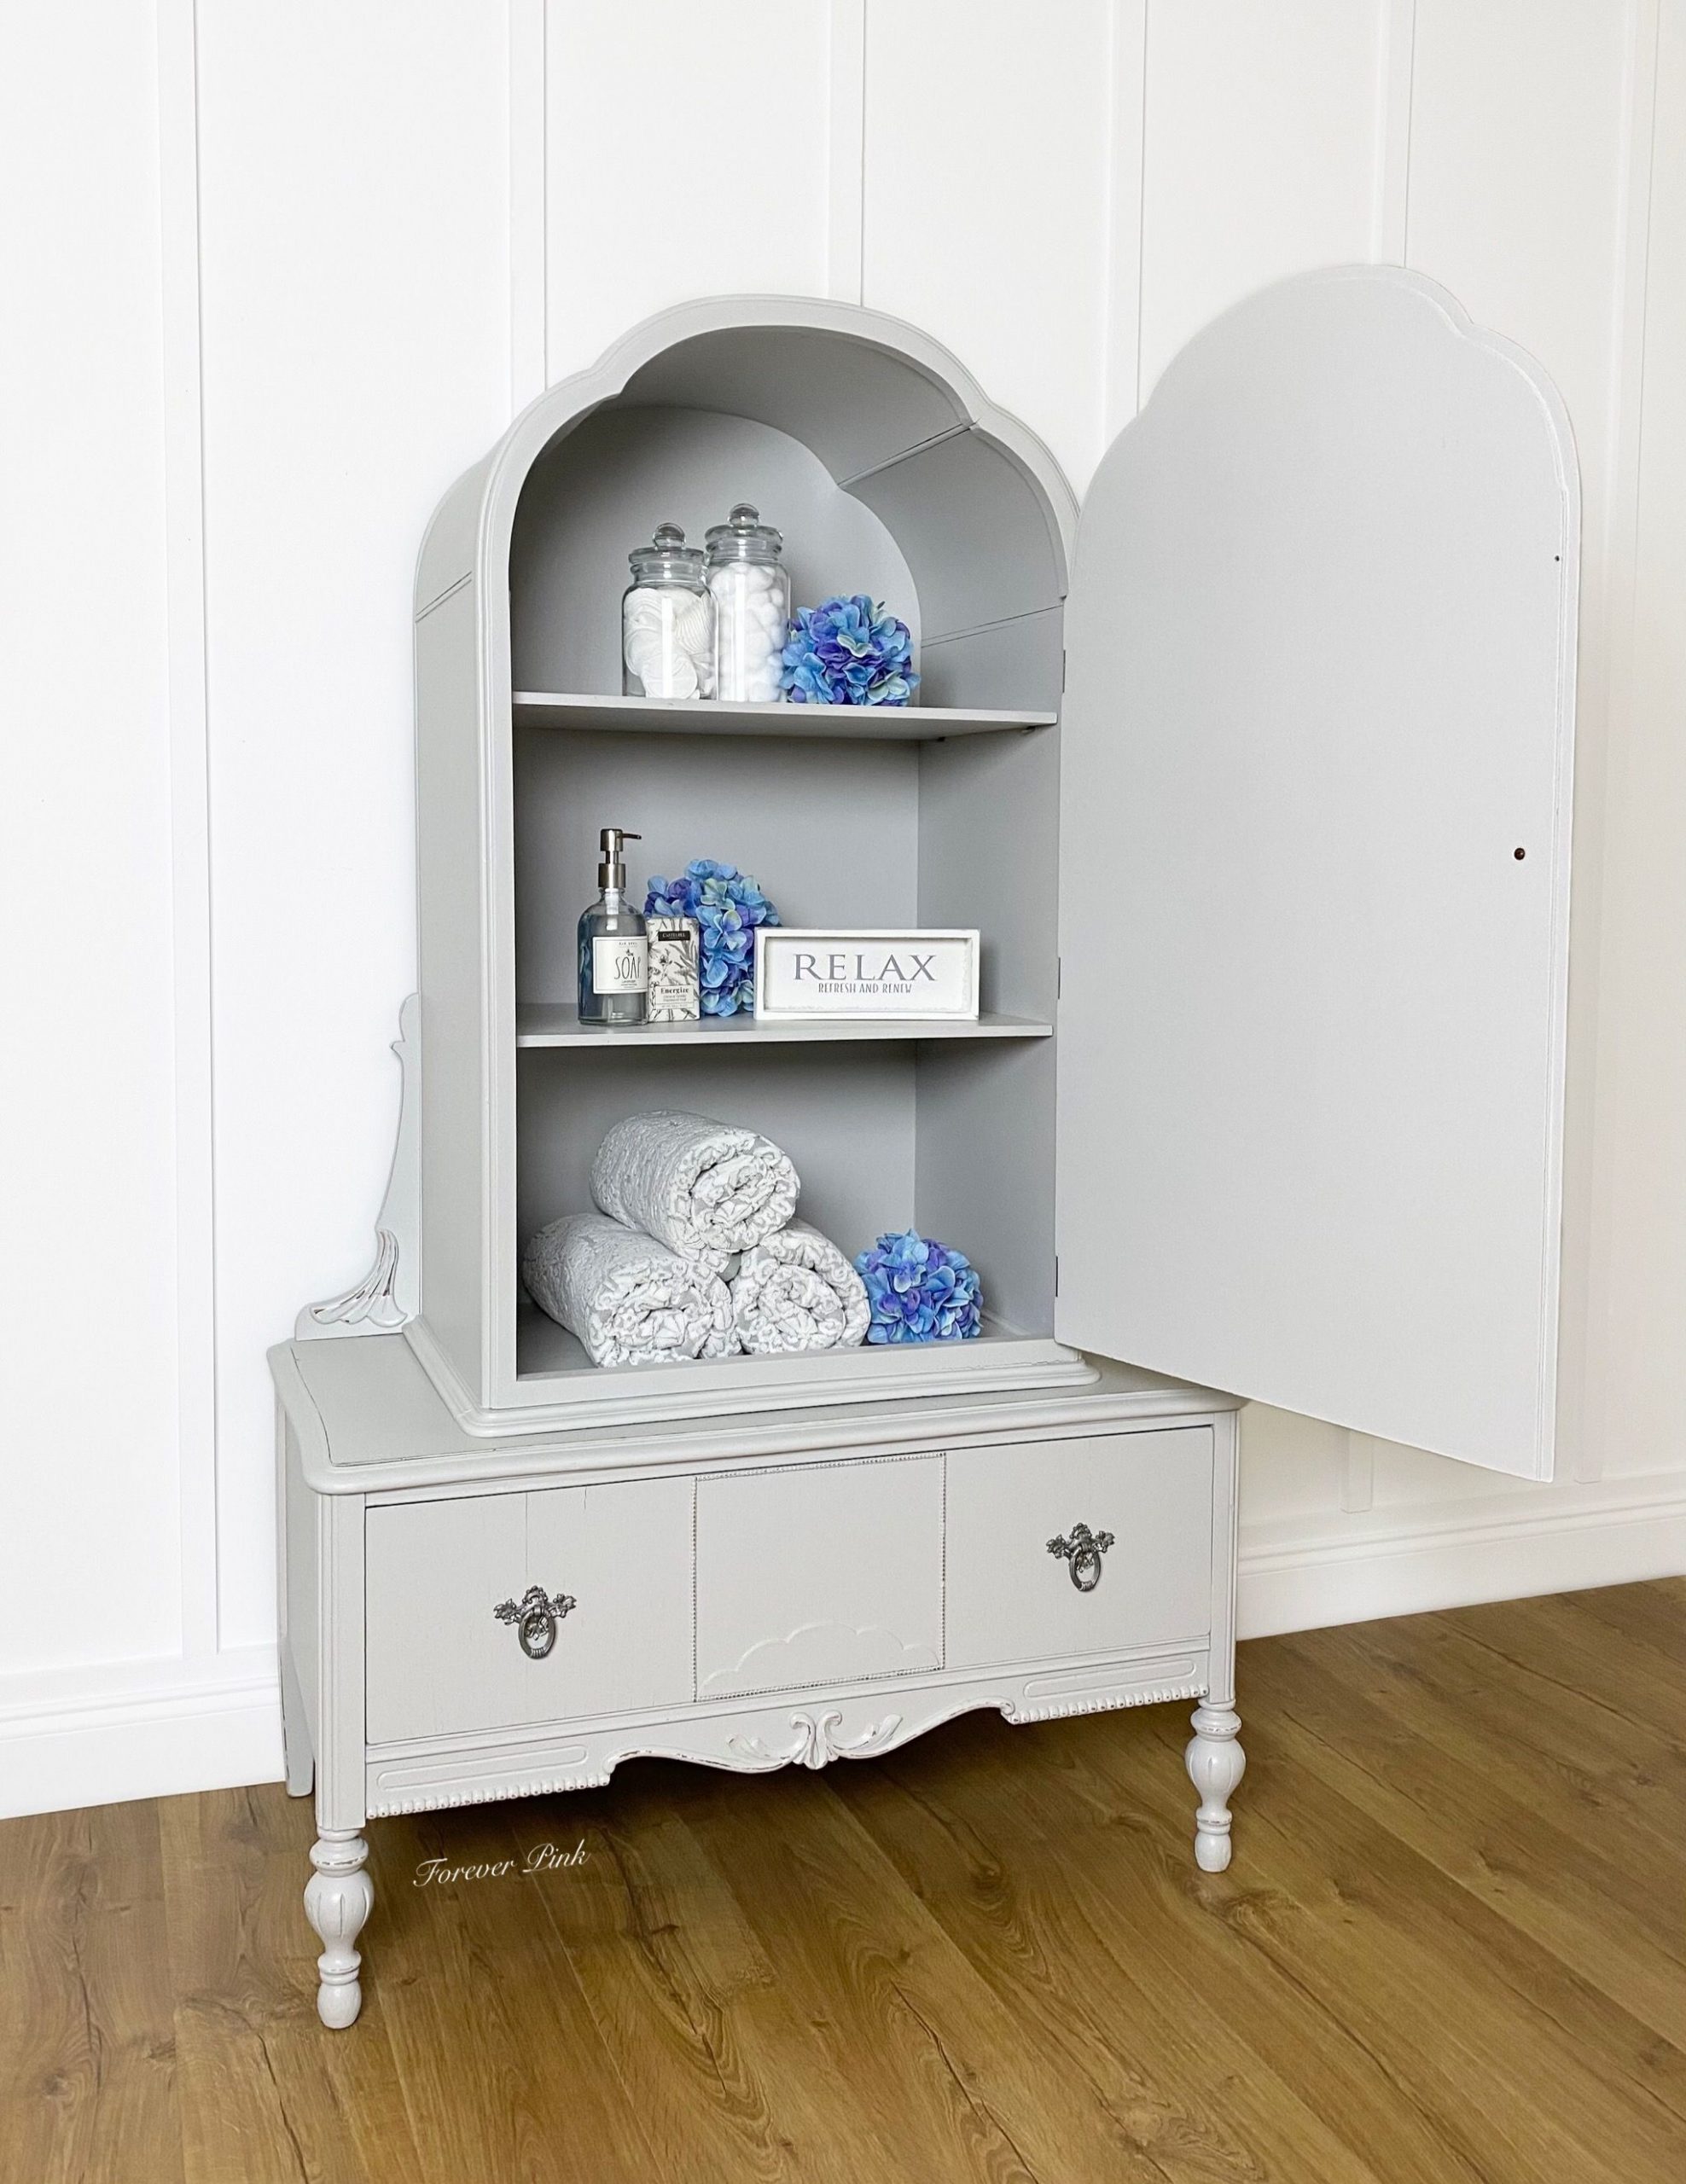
[705,502,790,704]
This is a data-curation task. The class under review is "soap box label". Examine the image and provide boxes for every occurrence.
[591,933,648,994]
[755,928,979,1021]
[645,916,700,1021]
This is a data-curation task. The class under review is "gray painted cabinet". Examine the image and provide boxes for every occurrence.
[280,277,1578,2024]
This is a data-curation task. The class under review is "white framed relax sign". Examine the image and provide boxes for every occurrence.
[755,928,980,1021]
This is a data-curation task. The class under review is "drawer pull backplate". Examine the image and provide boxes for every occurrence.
[1048,1522,1115,1594]
[493,1584,577,1660]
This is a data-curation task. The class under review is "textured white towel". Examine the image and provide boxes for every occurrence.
[522,1212,736,1368]
[590,1110,799,1273]
[729,1219,869,1356]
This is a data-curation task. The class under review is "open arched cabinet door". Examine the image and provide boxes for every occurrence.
[1055,267,1578,1480]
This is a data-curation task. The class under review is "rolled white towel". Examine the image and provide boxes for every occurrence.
[522,1212,736,1368]
[729,1219,869,1356]
[590,1110,799,1274]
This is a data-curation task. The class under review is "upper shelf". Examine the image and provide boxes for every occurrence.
[515,1005,1053,1048]
[512,692,1057,742]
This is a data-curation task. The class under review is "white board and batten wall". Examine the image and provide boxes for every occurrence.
[3,0,1684,1819]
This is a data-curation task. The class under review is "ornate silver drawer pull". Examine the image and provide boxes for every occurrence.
[1048,1522,1114,1593]
[493,1584,576,1660]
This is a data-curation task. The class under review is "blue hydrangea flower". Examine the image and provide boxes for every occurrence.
[780,595,919,707]
[853,1230,982,1344]
[643,858,780,1017]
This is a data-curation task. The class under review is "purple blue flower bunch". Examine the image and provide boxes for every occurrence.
[643,858,780,1017]
[780,595,919,707]
[853,1229,982,1344]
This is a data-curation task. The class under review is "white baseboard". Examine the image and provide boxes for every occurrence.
[0,1646,282,1821]
[1239,1473,1686,1639]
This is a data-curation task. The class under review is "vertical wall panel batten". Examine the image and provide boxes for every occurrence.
[510,0,549,408]
[1102,0,1150,439]
[1136,0,1381,396]
[1592,0,1686,1482]
[1339,1437,1380,1517]
[544,2,831,381]
[1370,0,1417,263]
[155,0,221,1663]
[828,0,867,306]
[862,0,1113,488]
[1570,0,1662,1483]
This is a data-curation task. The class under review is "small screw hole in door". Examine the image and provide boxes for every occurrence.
[1514,847,1526,860]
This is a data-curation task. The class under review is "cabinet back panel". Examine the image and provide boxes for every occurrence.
[510,406,918,697]
[616,325,966,485]
[515,728,918,1004]
[517,1044,917,1273]
[516,1039,1055,1340]
[849,428,1067,642]
[916,607,1066,714]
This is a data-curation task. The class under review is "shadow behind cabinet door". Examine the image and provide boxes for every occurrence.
[1055,268,1578,1481]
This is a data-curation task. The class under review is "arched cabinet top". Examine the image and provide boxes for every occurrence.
[416,297,1077,671]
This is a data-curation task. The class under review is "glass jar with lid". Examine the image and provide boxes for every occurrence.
[706,503,789,704]
[622,523,714,700]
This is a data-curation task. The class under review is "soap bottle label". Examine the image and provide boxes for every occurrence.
[591,934,648,994]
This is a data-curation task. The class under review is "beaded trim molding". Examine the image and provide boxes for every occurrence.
[367,1676,1212,1815]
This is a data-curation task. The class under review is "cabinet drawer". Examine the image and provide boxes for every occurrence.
[945,1430,1213,1670]
[695,1456,944,1699]
[365,1478,693,1743]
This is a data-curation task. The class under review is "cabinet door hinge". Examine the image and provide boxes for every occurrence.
[1054,1255,1061,1296]
[1061,648,1068,693]
[1056,956,1062,1000]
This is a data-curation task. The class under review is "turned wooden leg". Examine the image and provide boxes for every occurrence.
[305,1832,373,2027]
[1185,1704,1246,1873]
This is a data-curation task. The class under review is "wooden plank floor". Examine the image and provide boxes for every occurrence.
[4,1578,1684,2183]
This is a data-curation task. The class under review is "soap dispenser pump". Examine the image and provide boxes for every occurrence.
[578,828,648,1025]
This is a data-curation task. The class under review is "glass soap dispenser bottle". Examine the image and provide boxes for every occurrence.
[577,828,648,1025]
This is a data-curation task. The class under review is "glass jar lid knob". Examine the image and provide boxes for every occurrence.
[628,521,705,579]
[706,502,783,558]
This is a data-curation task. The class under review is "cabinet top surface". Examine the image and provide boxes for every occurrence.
[271,1334,1240,1495]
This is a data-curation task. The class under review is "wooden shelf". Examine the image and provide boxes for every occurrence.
[515,1302,1044,1380]
[515,1004,1054,1048]
[512,691,1057,742]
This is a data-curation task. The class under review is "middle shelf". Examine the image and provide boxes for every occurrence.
[515,1004,1055,1048]
[513,691,1058,741]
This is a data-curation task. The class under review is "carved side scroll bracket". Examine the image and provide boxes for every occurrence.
[297,994,421,1340]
